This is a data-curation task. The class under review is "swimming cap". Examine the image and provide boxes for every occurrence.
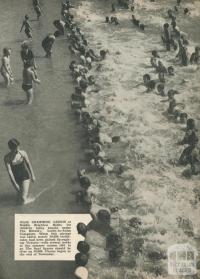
[74,266,88,279]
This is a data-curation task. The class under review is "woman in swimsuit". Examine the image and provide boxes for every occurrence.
[4,138,36,204]
[0,48,14,87]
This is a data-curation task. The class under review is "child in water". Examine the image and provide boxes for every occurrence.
[20,15,33,39]
[0,48,14,87]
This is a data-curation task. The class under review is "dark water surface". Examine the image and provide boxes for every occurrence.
[0,0,86,278]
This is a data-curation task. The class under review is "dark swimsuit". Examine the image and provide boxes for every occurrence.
[22,84,32,91]
[10,152,30,185]
[22,67,33,91]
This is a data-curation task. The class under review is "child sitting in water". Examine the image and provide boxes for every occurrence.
[168,66,175,76]
[137,74,156,92]
[174,110,188,124]
[167,93,176,114]
[150,50,160,68]
[190,46,200,64]
[156,83,165,96]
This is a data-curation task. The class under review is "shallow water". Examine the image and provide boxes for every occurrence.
[0,0,86,278]
[74,0,200,277]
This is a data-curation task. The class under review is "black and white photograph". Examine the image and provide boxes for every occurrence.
[0,0,200,278]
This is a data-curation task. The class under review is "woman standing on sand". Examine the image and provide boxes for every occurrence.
[0,48,14,87]
[4,139,36,204]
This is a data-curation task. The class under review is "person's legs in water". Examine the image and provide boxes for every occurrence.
[43,45,51,57]
[21,179,30,203]
[46,49,51,58]
[25,28,32,39]
[21,179,35,204]
[35,6,42,20]
[1,72,10,87]
[25,87,34,105]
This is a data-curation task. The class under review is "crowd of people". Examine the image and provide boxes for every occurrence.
[69,0,200,277]
[0,0,61,105]
[1,0,199,277]
[145,0,200,177]
[2,0,62,206]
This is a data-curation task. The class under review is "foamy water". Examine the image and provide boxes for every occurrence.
[74,0,200,278]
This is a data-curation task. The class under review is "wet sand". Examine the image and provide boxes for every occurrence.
[0,0,86,279]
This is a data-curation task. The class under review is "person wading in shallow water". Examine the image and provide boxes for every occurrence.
[32,0,42,20]
[42,33,57,57]
[22,61,41,105]
[4,139,36,204]
[0,48,14,87]
[20,15,33,39]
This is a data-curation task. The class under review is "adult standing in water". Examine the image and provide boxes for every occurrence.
[0,48,14,87]
[22,61,41,105]
[4,138,36,204]
[20,15,32,39]
[21,41,38,78]
[42,33,57,57]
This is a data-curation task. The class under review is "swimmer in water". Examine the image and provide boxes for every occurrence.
[4,138,36,204]
[0,48,14,87]
[156,83,165,96]
[20,15,32,39]
[162,23,171,51]
[167,92,176,114]
[168,66,175,76]
[22,61,41,105]
[190,46,200,64]
[150,50,160,68]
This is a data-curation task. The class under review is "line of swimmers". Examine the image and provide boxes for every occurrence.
[63,5,128,278]
[138,0,200,176]
[69,0,200,277]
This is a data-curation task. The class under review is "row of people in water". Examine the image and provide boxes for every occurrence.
[68,0,199,277]
[140,1,200,176]
[72,1,199,278]
[63,6,129,274]
[70,0,200,176]
[68,0,199,178]
[58,3,93,278]
[162,3,199,66]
